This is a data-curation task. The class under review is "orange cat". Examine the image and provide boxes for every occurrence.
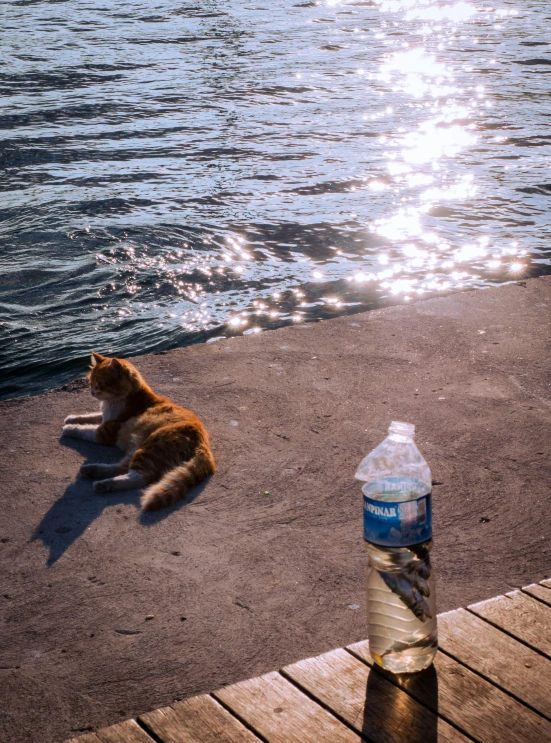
[62,352,215,511]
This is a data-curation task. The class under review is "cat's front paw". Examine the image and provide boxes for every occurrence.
[64,414,79,424]
[94,479,114,493]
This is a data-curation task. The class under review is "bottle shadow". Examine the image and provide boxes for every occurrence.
[363,664,439,743]
[31,437,209,566]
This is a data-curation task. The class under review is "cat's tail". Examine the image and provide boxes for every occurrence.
[140,446,216,512]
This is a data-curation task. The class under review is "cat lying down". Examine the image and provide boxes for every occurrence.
[62,352,215,511]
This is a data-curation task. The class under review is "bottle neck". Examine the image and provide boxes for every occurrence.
[388,421,415,440]
[387,433,413,443]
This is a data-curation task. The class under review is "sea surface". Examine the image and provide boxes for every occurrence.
[1,0,550,399]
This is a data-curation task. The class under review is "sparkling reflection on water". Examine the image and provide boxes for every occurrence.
[1,0,550,398]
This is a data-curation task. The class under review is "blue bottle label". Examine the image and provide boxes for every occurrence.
[363,492,432,547]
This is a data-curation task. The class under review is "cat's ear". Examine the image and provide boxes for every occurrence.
[109,357,123,372]
[91,351,105,367]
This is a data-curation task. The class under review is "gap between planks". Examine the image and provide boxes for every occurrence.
[467,588,551,660]
[140,693,265,743]
[214,669,363,743]
[521,582,551,608]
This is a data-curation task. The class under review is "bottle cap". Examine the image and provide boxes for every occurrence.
[388,421,415,437]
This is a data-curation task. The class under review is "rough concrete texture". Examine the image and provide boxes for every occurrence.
[1,278,550,743]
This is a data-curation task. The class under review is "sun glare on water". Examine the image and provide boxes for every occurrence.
[95,0,530,344]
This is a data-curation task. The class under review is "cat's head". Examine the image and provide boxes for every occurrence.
[88,352,142,401]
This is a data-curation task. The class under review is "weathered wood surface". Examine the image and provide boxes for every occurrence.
[140,694,261,743]
[214,670,362,743]
[94,720,155,743]
[348,639,551,743]
[522,583,551,607]
[469,590,551,657]
[437,607,551,719]
[284,646,469,743]
[66,720,155,743]
[541,578,551,589]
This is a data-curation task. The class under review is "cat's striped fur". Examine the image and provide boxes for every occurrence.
[62,352,215,511]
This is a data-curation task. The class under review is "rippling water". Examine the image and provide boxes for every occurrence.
[2,0,550,399]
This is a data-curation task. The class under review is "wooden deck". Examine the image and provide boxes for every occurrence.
[67,579,551,743]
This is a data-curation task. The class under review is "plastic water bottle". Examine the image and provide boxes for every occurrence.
[355,421,437,673]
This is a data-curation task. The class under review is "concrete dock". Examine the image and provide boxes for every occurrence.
[1,277,550,743]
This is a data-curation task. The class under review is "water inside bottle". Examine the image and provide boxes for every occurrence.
[366,540,437,673]
[363,476,437,673]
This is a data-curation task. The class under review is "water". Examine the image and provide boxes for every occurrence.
[2,0,550,399]
[366,539,437,673]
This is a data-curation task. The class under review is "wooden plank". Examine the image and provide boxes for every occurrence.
[438,608,551,719]
[140,694,261,743]
[65,735,102,743]
[469,590,551,657]
[541,578,551,589]
[284,647,469,743]
[523,583,551,607]
[348,640,551,743]
[214,670,362,743]
[95,719,156,743]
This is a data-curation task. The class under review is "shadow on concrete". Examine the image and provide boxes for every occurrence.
[31,437,209,565]
[363,664,438,742]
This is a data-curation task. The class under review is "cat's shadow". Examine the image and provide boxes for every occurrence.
[31,437,208,566]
